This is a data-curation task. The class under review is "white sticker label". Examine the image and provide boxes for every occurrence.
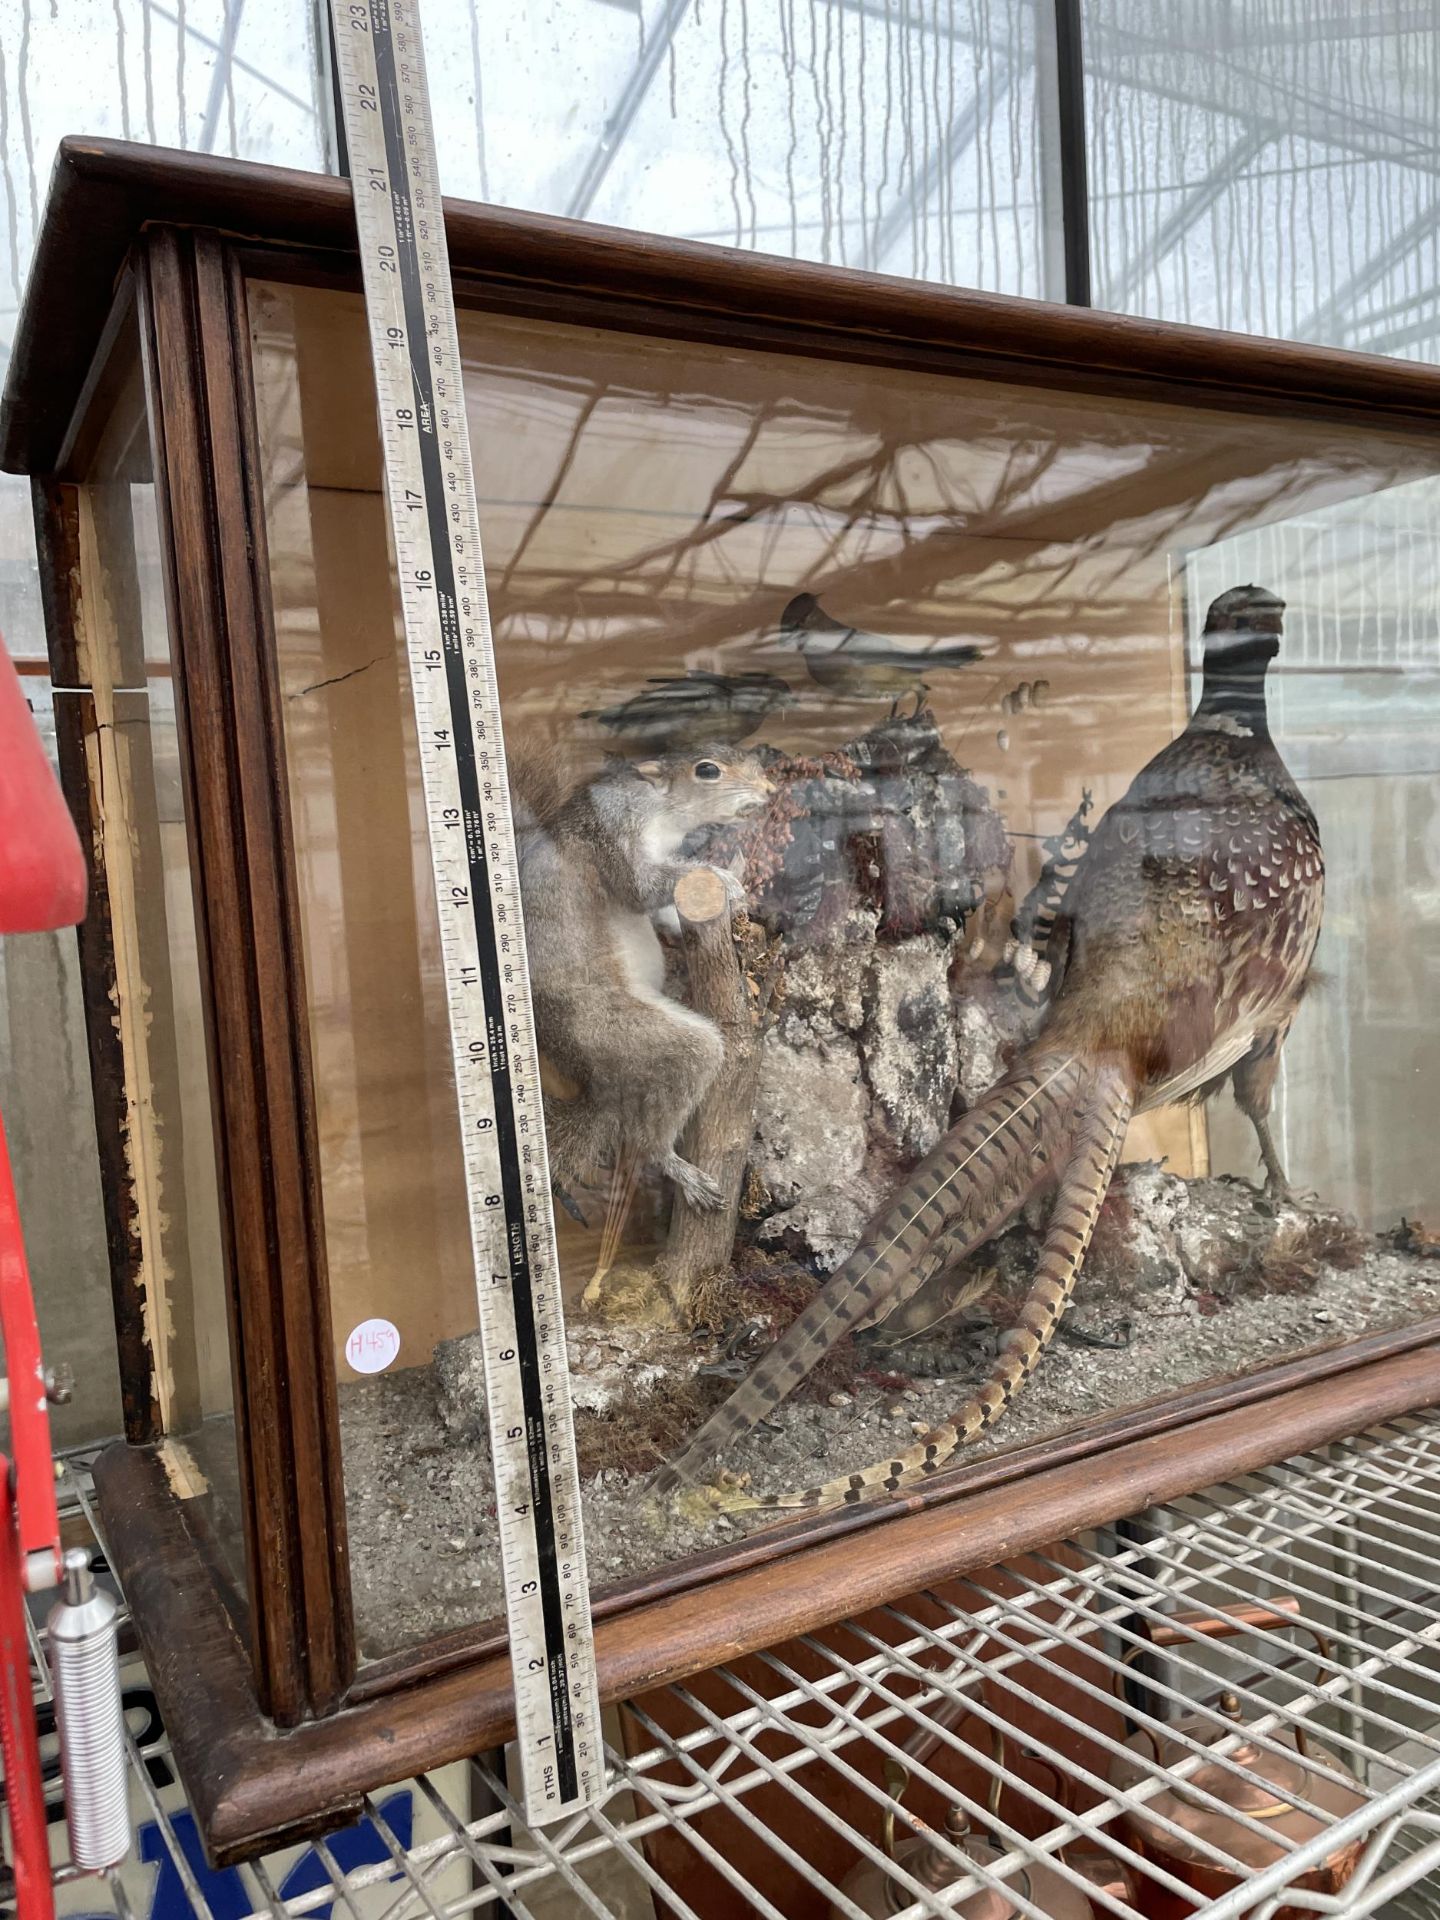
[345,1318,401,1375]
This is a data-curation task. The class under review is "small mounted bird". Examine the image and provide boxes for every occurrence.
[655,582,1324,1515]
[581,670,795,754]
[778,591,982,714]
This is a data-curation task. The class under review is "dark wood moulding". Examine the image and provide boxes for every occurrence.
[95,1340,1440,1864]
[135,227,353,1722]
[11,136,1440,481]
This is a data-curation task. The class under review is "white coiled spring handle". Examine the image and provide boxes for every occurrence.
[48,1548,129,1871]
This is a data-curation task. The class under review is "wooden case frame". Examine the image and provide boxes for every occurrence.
[9,138,1440,1864]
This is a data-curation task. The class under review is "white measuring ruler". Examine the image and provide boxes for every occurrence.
[330,0,602,1823]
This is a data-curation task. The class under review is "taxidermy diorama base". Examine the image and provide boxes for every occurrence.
[336,1176,1440,1659]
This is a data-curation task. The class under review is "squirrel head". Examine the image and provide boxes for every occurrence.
[625,749,773,826]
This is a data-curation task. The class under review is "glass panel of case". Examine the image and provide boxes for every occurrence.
[70,342,243,1606]
[247,276,1440,1661]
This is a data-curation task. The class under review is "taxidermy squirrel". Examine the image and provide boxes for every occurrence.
[512,744,771,1286]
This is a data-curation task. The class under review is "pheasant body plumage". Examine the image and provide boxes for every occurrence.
[653,584,1324,1512]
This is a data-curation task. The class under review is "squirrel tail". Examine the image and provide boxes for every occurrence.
[507,735,578,830]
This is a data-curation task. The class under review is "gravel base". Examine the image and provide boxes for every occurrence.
[339,1178,1440,1662]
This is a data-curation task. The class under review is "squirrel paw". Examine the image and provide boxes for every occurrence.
[664,1155,725,1212]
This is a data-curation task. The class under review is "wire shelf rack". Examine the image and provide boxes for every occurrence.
[37,1410,1440,1920]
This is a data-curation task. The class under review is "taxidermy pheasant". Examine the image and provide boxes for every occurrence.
[654,583,1324,1512]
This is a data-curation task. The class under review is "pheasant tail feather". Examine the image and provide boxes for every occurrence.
[651,1050,1091,1497]
[739,1062,1134,1512]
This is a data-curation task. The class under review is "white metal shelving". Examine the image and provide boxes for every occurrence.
[35,1411,1440,1920]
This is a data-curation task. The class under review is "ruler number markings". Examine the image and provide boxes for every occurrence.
[332,0,600,1820]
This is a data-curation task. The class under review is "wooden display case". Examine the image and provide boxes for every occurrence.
[9,138,1440,1863]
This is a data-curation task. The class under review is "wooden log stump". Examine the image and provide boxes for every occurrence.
[658,867,760,1317]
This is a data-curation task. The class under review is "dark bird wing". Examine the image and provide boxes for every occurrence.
[581,676,735,729]
[833,642,982,672]
[779,593,981,667]
[585,670,793,724]
[646,670,792,694]
[581,670,794,744]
